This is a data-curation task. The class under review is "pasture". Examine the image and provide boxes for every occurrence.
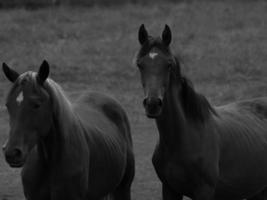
[0,1,267,199]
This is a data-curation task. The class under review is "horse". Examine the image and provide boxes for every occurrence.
[2,60,135,200]
[135,24,267,200]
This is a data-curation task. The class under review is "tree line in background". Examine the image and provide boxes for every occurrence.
[0,0,262,8]
[0,0,179,8]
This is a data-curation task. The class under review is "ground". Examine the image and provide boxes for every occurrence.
[0,1,267,200]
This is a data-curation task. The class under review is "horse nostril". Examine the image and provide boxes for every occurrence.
[143,98,148,107]
[2,145,6,152]
[2,140,7,152]
[157,99,163,107]
[143,97,162,107]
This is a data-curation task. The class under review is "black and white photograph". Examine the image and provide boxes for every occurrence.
[0,0,267,199]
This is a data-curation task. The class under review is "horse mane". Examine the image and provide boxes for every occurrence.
[44,78,74,132]
[180,76,217,123]
[172,57,217,123]
[41,75,87,159]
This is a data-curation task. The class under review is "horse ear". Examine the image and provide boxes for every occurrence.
[37,60,49,85]
[2,63,19,83]
[138,24,148,45]
[162,24,172,46]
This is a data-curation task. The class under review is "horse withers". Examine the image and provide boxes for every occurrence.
[135,24,267,200]
[2,61,135,200]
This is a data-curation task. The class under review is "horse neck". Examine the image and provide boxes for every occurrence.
[155,73,188,149]
[38,109,85,167]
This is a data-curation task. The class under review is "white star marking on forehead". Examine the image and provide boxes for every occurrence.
[16,91,24,105]
[149,52,158,59]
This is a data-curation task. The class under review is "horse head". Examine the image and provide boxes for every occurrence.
[2,61,52,167]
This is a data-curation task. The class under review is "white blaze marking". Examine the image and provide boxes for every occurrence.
[149,52,158,59]
[16,91,24,105]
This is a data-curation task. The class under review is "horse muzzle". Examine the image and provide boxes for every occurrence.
[4,148,25,168]
[143,97,163,118]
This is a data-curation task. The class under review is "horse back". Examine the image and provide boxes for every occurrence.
[216,97,267,136]
[236,97,267,120]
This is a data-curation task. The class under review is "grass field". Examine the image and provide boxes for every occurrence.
[0,1,267,200]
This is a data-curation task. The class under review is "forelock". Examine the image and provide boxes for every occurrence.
[6,71,40,100]
[137,37,170,60]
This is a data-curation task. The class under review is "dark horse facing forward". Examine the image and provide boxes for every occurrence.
[135,24,267,200]
[2,61,135,200]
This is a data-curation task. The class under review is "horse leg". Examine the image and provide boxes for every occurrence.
[112,151,135,200]
[162,183,183,200]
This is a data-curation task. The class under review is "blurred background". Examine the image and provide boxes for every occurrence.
[1,0,201,8]
[0,0,267,199]
[0,0,265,8]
